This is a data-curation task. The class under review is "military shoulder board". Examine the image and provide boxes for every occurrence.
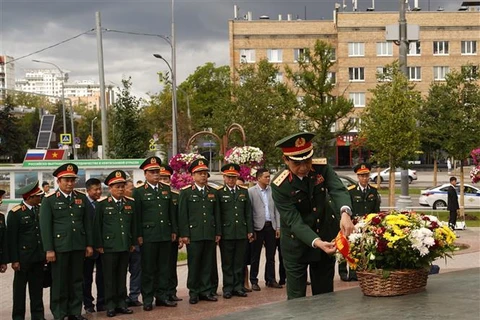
[11,205,22,213]
[97,196,108,202]
[312,158,327,165]
[273,170,289,187]
[45,192,55,198]
[368,184,377,189]
[135,182,145,189]
[347,185,356,191]
[124,195,134,201]
[171,189,179,194]
[181,185,191,190]
[74,189,86,195]
[238,185,249,190]
[160,181,171,187]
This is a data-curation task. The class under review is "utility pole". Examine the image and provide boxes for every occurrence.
[96,12,109,159]
[171,0,178,156]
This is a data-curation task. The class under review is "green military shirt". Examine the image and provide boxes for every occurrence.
[348,184,381,217]
[0,213,7,264]
[93,195,136,252]
[7,203,44,265]
[271,160,351,263]
[40,190,93,253]
[217,185,253,240]
[133,182,176,242]
[171,189,179,235]
[178,184,221,241]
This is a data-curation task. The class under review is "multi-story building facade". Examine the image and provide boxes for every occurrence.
[229,9,480,166]
[0,55,16,99]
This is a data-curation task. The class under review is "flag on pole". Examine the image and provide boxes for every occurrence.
[44,149,66,160]
[24,150,46,161]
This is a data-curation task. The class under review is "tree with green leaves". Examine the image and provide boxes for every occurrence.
[360,63,422,206]
[109,78,150,159]
[232,59,298,167]
[285,40,355,157]
[0,96,26,162]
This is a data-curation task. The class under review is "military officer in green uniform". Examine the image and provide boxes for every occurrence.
[339,162,381,281]
[40,163,93,320]
[158,165,184,302]
[271,133,354,300]
[178,158,221,304]
[134,157,177,311]
[93,170,135,317]
[8,181,45,320]
[217,164,253,299]
[0,189,8,274]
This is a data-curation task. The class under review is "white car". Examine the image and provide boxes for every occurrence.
[370,167,417,184]
[419,183,480,210]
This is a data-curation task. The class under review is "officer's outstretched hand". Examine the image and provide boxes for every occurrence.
[97,247,105,254]
[85,246,93,257]
[181,237,190,245]
[130,246,135,252]
[247,233,254,243]
[0,264,6,273]
[215,235,221,243]
[178,241,184,249]
[46,250,56,263]
[137,237,144,246]
[12,262,20,271]
[313,239,336,255]
[171,233,177,242]
[340,212,354,237]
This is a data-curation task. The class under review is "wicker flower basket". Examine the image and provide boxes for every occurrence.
[357,269,429,297]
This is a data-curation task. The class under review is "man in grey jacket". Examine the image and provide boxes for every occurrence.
[248,168,282,291]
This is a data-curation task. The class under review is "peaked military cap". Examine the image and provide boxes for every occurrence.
[53,163,78,178]
[275,132,315,161]
[105,170,127,186]
[221,163,240,177]
[17,180,45,199]
[189,158,209,174]
[140,156,162,171]
[159,165,174,176]
[354,162,372,174]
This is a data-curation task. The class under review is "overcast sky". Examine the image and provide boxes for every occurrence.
[1,0,460,99]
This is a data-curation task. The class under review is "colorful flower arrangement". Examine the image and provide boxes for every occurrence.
[338,210,456,272]
[168,153,206,190]
[470,148,480,184]
[224,146,264,182]
[471,148,480,165]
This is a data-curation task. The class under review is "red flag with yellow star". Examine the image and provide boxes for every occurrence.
[44,149,66,160]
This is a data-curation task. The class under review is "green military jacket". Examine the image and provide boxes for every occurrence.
[178,184,221,241]
[348,184,381,217]
[93,195,136,252]
[7,203,44,265]
[171,189,179,235]
[133,181,176,242]
[0,213,8,264]
[40,190,93,253]
[217,185,253,240]
[271,160,351,263]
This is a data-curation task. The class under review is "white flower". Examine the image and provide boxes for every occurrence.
[369,253,376,260]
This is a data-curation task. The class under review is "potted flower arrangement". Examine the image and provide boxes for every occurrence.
[470,148,480,184]
[169,153,206,190]
[224,146,264,182]
[337,210,456,297]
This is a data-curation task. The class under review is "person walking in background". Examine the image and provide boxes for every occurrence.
[447,176,460,231]
[7,181,45,320]
[447,158,452,175]
[82,178,105,313]
[42,182,51,195]
[248,168,282,291]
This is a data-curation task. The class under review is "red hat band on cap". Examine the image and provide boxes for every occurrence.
[356,164,370,174]
[143,163,161,171]
[159,167,172,176]
[191,164,208,173]
[223,168,239,176]
[281,141,313,156]
[22,187,43,200]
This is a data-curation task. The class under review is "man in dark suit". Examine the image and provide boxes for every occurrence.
[447,176,460,230]
[271,132,354,300]
[178,158,221,304]
[217,164,253,299]
[248,168,282,291]
[7,181,45,320]
[40,163,93,320]
[82,178,105,313]
[339,162,380,282]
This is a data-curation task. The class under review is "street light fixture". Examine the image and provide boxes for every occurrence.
[91,116,98,159]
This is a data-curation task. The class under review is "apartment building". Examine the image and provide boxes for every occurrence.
[229,9,480,166]
[0,56,16,99]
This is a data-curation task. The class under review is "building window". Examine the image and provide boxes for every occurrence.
[294,48,309,62]
[461,41,477,55]
[349,117,361,132]
[376,67,390,81]
[327,72,336,84]
[433,66,450,81]
[408,67,422,81]
[408,41,421,56]
[267,49,283,63]
[349,67,365,81]
[348,42,365,57]
[331,48,336,61]
[274,72,283,83]
[433,41,449,55]
[462,65,478,80]
[240,49,255,63]
[349,92,366,107]
[376,42,393,56]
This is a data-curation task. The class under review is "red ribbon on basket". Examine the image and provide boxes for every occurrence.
[335,231,355,264]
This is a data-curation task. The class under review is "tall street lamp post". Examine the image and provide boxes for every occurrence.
[91,116,98,159]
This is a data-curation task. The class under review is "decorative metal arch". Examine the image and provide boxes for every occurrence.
[186,131,223,154]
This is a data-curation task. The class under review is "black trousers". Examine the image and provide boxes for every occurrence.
[12,260,45,320]
[101,252,129,311]
[449,210,458,229]
[276,238,286,283]
[250,222,276,285]
[83,255,105,308]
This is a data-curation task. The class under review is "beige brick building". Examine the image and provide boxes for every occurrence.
[229,11,480,166]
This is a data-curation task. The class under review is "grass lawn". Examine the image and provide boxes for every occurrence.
[377,187,423,196]
[416,210,480,227]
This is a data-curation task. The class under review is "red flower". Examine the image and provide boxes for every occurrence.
[377,240,388,253]
[371,215,382,225]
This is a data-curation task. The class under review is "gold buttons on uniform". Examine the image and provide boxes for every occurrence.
[73,228,76,231]
[317,219,320,223]
[290,234,294,239]
[313,208,317,212]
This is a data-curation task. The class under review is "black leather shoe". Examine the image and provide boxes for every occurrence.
[211,291,219,296]
[189,297,199,304]
[84,306,95,313]
[251,283,261,291]
[143,304,153,311]
[156,299,177,307]
[127,300,143,307]
[222,292,232,299]
[306,281,311,285]
[266,281,283,288]
[340,274,350,282]
[243,286,253,292]
[168,294,183,302]
[233,290,248,297]
[279,279,286,286]
[68,316,88,320]
[199,294,218,302]
[115,307,133,314]
[106,310,116,317]
[97,305,106,312]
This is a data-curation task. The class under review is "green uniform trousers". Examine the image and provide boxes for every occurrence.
[283,252,336,299]
[101,252,129,310]
[50,250,84,319]
[186,240,216,298]
[210,245,219,295]
[166,241,179,296]
[219,239,247,293]
[12,261,45,320]
[141,241,171,305]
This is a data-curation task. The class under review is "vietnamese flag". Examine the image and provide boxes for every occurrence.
[44,149,65,160]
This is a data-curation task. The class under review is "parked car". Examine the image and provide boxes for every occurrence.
[419,183,480,210]
[370,167,417,184]
[338,175,357,189]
